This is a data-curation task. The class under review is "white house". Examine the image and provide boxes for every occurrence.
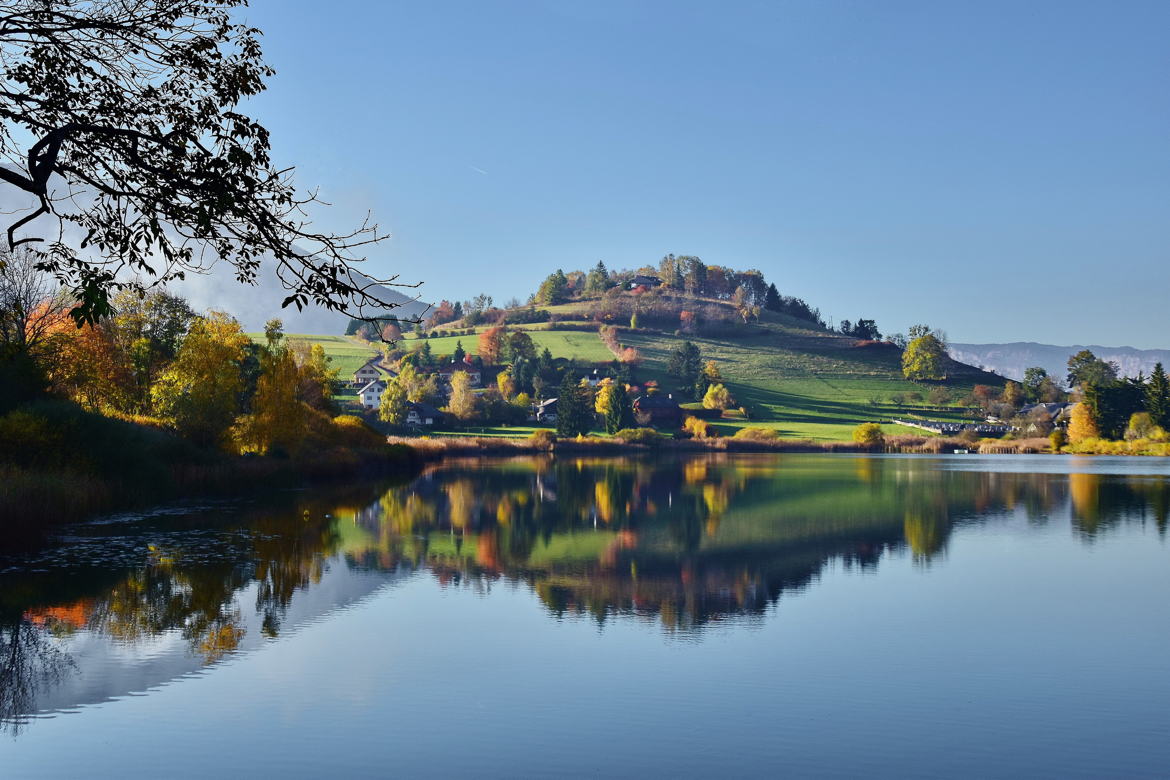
[358,379,386,410]
[352,358,392,388]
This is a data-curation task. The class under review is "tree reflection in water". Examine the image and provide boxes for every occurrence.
[0,455,1167,732]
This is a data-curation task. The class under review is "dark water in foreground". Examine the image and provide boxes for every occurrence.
[1,454,1168,778]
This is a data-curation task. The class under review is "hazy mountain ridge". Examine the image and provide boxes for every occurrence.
[949,342,1170,383]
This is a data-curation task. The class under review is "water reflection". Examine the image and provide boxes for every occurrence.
[0,454,1167,733]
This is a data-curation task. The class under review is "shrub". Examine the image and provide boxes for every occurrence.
[1049,428,1067,452]
[529,429,556,450]
[732,426,779,442]
[614,427,665,445]
[682,416,713,439]
[852,422,885,449]
[702,383,734,410]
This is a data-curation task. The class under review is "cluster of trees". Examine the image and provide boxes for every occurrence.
[1066,351,1169,442]
[666,341,735,409]
[838,318,882,341]
[1,250,341,454]
[530,256,825,327]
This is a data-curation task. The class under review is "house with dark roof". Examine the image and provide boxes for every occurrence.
[628,274,662,290]
[406,402,443,427]
[437,354,482,386]
[633,393,682,427]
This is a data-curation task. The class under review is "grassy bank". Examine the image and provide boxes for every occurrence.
[0,399,419,538]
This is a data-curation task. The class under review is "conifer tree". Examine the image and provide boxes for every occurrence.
[1146,362,1170,429]
[555,372,591,437]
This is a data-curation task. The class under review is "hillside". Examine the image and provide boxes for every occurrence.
[366,293,1006,441]
[950,341,1170,383]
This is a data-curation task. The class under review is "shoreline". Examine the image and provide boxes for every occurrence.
[389,433,1061,459]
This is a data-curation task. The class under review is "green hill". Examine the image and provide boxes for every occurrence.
[391,295,1004,441]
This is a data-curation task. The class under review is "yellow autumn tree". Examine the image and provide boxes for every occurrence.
[1067,402,1099,444]
[702,382,734,410]
[447,370,479,421]
[496,368,515,400]
[152,310,250,447]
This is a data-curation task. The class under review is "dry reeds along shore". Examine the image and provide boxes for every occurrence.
[388,433,1061,457]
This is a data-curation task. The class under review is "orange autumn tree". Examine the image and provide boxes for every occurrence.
[43,314,136,411]
[478,326,503,365]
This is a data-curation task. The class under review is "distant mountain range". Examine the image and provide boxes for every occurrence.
[948,342,1170,383]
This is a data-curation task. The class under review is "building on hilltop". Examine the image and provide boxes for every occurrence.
[627,274,662,291]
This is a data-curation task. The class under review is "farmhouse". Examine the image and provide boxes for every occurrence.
[406,402,443,427]
[352,358,392,388]
[628,274,662,291]
[357,380,386,410]
[438,355,482,387]
[633,393,682,427]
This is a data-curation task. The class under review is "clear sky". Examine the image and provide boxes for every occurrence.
[238,0,1169,348]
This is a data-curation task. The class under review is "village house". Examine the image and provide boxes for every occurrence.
[535,397,558,423]
[406,402,443,428]
[437,354,482,387]
[627,274,662,290]
[357,379,386,410]
[352,358,393,389]
[633,393,683,427]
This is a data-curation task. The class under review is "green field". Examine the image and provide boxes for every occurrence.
[247,333,380,377]
[418,329,614,364]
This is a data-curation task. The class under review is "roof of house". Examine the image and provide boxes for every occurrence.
[357,380,386,394]
[634,394,680,410]
[537,397,558,409]
[438,361,480,374]
[1019,402,1071,417]
[631,274,662,285]
[407,401,443,418]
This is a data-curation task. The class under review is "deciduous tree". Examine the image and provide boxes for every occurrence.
[447,370,478,421]
[901,328,947,381]
[151,311,249,446]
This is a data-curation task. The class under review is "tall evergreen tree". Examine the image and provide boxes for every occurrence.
[764,283,782,312]
[1145,362,1170,429]
[584,261,609,296]
[667,341,702,395]
[555,373,591,437]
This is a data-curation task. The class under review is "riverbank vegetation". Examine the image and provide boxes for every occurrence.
[0,252,416,532]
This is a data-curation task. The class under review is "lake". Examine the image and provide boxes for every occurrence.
[1,454,1168,778]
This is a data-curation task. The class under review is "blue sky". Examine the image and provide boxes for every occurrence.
[240,0,1168,348]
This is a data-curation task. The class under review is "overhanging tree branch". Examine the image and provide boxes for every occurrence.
[0,0,415,326]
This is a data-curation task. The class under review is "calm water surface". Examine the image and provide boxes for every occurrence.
[1,454,1168,778]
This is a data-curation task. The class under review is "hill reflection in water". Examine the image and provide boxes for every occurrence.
[1,454,1167,733]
